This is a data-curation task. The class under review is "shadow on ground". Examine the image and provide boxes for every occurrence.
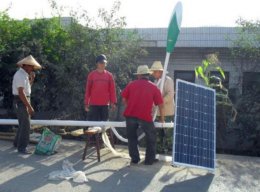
[0,139,259,192]
[162,173,214,192]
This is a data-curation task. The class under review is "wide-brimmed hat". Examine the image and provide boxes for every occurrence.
[150,61,164,71]
[134,65,152,75]
[96,54,107,63]
[17,55,42,70]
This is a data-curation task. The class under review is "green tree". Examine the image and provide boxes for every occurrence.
[195,53,237,151]
[195,53,237,119]
[232,18,260,62]
[231,18,260,89]
[229,19,260,155]
[195,53,225,86]
[0,12,32,109]
[0,0,145,120]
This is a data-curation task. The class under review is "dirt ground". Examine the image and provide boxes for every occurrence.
[0,139,259,192]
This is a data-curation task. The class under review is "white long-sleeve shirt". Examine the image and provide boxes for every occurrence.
[155,76,175,116]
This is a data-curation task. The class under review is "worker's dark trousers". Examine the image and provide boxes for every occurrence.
[126,117,156,164]
[13,97,30,152]
[84,105,109,131]
[87,105,109,121]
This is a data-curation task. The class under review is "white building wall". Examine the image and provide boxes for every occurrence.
[138,47,240,89]
[135,27,259,91]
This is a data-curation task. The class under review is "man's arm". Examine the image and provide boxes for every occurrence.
[109,74,117,111]
[121,85,129,106]
[122,98,127,106]
[158,103,165,123]
[163,78,174,104]
[18,87,34,116]
[84,74,92,111]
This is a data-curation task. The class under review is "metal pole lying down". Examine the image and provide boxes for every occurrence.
[0,119,174,128]
[0,119,174,161]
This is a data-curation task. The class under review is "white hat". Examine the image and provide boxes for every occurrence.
[17,55,42,70]
[134,65,152,75]
[150,61,164,71]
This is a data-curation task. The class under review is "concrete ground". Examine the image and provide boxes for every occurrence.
[0,139,259,192]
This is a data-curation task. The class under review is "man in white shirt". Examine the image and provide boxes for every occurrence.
[12,55,41,154]
[150,61,175,153]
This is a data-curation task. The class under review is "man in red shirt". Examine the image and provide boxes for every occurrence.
[121,65,164,165]
[84,54,117,127]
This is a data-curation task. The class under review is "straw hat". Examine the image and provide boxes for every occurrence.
[150,61,164,71]
[134,65,152,75]
[17,55,42,70]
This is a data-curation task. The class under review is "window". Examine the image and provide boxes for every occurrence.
[174,70,195,84]
[243,72,260,94]
[173,70,229,88]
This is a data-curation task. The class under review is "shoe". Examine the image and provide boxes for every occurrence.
[153,159,159,163]
[18,149,32,154]
[129,158,140,165]
[144,159,159,165]
[131,159,140,164]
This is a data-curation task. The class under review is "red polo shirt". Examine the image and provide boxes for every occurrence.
[121,79,163,122]
[84,70,117,105]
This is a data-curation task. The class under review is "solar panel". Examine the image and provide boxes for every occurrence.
[173,79,216,171]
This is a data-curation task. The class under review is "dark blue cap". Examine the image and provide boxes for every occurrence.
[96,54,107,63]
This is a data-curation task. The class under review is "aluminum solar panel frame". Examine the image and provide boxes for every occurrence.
[173,79,216,172]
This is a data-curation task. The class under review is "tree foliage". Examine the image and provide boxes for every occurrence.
[0,0,145,119]
[231,18,260,75]
[226,19,260,155]
[232,18,260,62]
[195,53,225,86]
[195,53,237,120]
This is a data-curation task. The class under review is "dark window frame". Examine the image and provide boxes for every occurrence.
[242,72,260,94]
[174,70,195,84]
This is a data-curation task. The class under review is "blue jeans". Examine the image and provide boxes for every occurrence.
[126,117,156,164]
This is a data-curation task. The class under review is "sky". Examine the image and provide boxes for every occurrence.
[0,0,259,28]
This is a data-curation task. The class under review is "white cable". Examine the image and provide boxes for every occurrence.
[101,130,129,159]
[110,127,146,143]
[110,127,128,143]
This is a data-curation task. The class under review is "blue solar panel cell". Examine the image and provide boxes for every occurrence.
[173,79,216,171]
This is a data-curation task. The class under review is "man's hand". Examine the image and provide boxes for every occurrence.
[18,87,34,116]
[85,105,89,112]
[111,103,116,111]
[27,105,35,116]
[158,104,165,123]
[159,116,165,123]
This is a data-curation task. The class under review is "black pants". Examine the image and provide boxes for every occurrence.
[13,97,31,151]
[126,117,156,164]
[84,105,109,132]
[87,105,109,121]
